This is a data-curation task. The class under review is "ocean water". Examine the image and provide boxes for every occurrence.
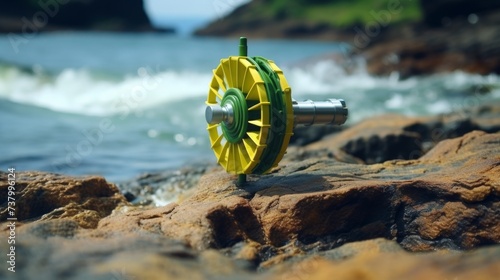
[1,32,499,183]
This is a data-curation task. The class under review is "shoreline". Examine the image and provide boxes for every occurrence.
[194,3,500,78]
[1,102,499,278]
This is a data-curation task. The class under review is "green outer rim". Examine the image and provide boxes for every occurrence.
[221,88,248,143]
[246,56,288,174]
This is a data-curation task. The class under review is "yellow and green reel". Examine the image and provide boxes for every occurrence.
[205,37,348,183]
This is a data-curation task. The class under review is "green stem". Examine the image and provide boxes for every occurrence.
[237,174,247,186]
[239,37,247,57]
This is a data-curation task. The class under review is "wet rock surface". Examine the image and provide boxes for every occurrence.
[1,110,499,279]
[0,172,126,229]
[296,103,500,164]
[271,238,500,280]
[117,163,211,206]
[129,130,498,254]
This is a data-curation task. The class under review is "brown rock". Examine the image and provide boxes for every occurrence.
[303,103,500,164]
[0,172,127,228]
[305,114,424,164]
[0,129,499,279]
[93,131,499,256]
[94,204,177,237]
[1,111,498,279]
[0,229,254,280]
[2,227,498,279]
[273,239,500,280]
[362,10,500,77]
[19,219,80,239]
[96,176,262,250]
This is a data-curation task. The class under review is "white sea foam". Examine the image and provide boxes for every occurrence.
[0,65,212,116]
[0,61,499,120]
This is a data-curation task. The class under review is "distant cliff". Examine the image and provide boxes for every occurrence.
[195,0,422,40]
[195,0,500,77]
[0,0,173,33]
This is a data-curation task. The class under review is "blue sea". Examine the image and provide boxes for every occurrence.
[1,32,499,182]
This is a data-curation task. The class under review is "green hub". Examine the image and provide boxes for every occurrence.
[221,88,248,143]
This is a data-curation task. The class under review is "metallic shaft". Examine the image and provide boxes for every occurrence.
[206,98,347,126]
[292,99,348,126]
[206,104,234,125]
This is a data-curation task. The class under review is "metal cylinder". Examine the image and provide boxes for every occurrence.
[205,104,234,125]
[292,99,348,126]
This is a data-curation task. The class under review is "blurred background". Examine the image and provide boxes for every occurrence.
[1,0,499,182]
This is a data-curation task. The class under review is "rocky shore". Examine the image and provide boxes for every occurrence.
[1,103,499,279]
[195,0,500,78]
[361,10,500,78]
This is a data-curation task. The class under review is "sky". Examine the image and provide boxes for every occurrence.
[144,0,250,34]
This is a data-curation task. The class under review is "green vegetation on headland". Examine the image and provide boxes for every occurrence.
[196,0,425,40]
[259,0,422,27]
[197,0,500,77]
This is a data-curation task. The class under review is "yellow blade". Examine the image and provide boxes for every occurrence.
[230,57,239,88]
[236,142,251,169]
[213,68,227,92]
[210,133,224,149]
[242,138,257,157]
[210,86,222,101]
[207,123,219,130]
[227,143,238,173]
[246,82,263,101]
[242,65,257,93]
[246,131,262,145]
[218,141,230,165]
[248,102,270,111]
[222,59,233,88]
[248,120,270,127]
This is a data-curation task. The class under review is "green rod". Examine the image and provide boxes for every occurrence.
[237,174,247,186]
[239,37,247,57]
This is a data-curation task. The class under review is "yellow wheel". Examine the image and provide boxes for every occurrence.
[207,56,270,174]
[205,37,348,180]
[206,55,293,175]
